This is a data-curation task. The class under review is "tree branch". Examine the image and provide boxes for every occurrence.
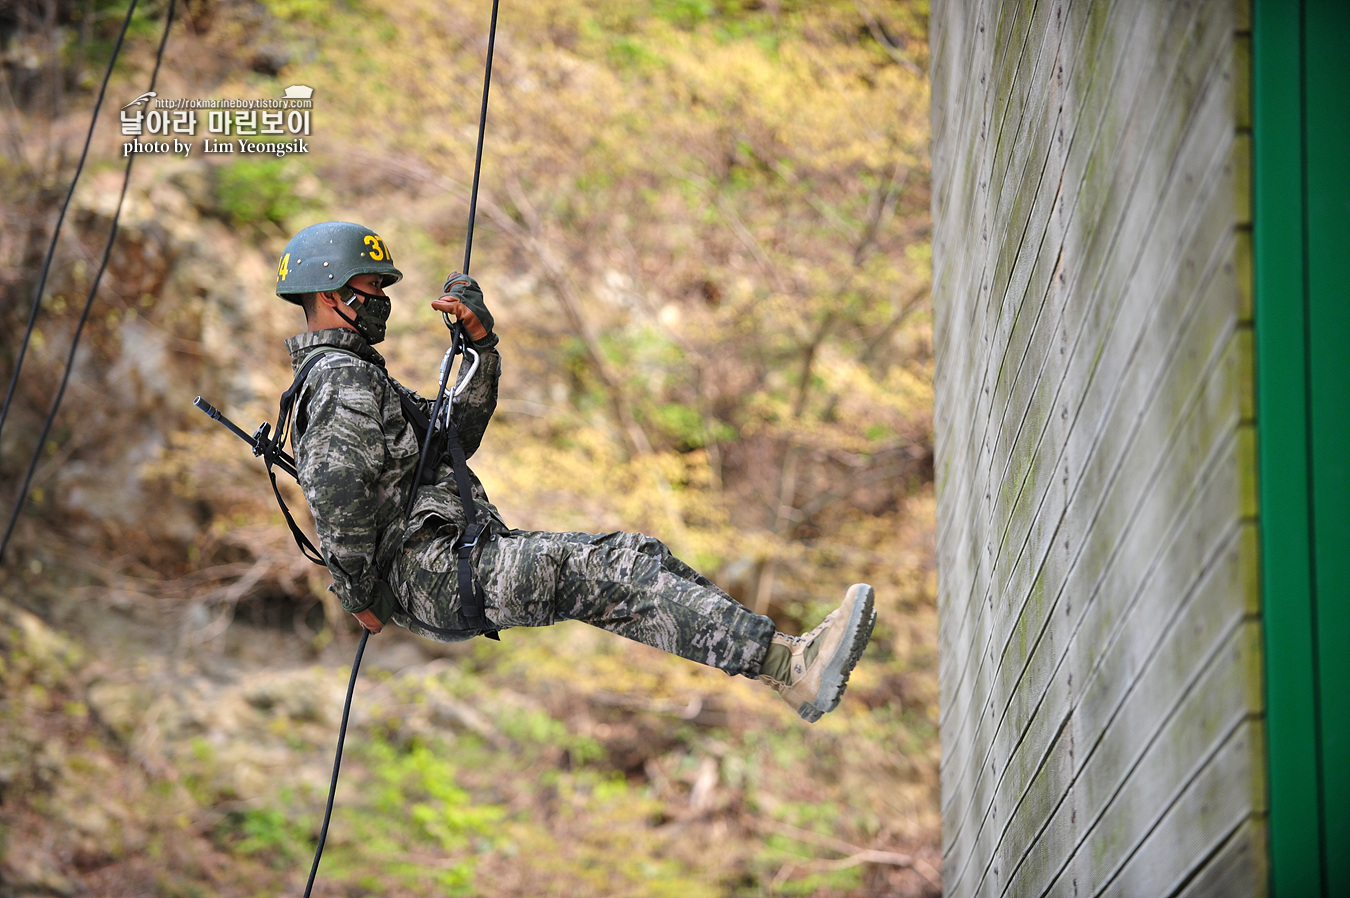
[750,815,941,888]
[854,0,924,77]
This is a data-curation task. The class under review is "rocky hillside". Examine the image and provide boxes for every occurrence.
[0,1,938,895]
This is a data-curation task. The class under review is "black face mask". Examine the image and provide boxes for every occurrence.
[335,285,392,344]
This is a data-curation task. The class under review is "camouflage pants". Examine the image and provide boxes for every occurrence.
[386,527,775,678]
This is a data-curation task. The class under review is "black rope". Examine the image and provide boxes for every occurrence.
[460,0,501,279]
[407,321,465,518]
[416,0,501,515]
[0,0,140,448]
[303,3,503,892]
[0,0,176,565]
[302,627,369,898]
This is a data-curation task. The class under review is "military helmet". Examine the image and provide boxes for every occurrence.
[275,221,403,303]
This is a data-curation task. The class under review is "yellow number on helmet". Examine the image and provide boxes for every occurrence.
[364,235,386,261]
[278,252,290,281]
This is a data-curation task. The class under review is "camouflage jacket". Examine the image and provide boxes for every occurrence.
[282,328,505,616]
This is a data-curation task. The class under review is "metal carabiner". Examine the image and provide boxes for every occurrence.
[438,345,481,410]
[454,346,481,399]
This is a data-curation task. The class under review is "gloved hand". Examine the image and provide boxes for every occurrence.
[433,272,497,349]
[350,580,398,633]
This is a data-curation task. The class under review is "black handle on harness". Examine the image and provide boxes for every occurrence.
[193,394,323,566]
[193,396,299,479]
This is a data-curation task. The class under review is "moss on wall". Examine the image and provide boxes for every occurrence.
[930,0,1264,894]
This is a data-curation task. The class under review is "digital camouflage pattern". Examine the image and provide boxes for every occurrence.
[390,528,774,677]
[284,328,505,618]
[285,328,774,677]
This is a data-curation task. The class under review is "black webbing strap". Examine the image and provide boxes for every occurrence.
[438,396,496,636]
[280,346,498,637]
[276,348,354,442]
[262,349,353,568]
[266,465,325,566]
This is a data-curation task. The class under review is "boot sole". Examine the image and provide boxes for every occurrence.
[797,584,877,722]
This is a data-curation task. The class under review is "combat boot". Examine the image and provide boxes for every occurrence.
[759,583,877,722]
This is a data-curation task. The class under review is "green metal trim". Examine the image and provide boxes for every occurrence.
[1252,1,1323,896]
[1303,1,1350,890]
[1256,1,1350,895]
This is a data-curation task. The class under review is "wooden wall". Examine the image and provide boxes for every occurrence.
[928,0,1266,895]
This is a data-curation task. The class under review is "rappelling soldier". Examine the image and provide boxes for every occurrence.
[273,221,876,721]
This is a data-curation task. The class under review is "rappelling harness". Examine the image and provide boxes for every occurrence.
[195,323,498,639]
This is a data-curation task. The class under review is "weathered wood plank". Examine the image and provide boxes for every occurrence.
[982,8,1245,786]
[1174,819,1268,898]
[1051,0,1226,358]
[999,523,1259,897]
[1095,716,1266,897]
[939,0,1228,772]
[932,0,1261,894]
[986,328,1255,894]
[1070,578,1261,888]
[943,41,1245,886]
[937,0,1121,581]
[939,0,1161,864]
[992,0,1236,596]
[936,2,1006,857]
[934,0,1114,596]
[1046,721,1264,897]
[987,356,1255,888]
[1021,564,1259,898]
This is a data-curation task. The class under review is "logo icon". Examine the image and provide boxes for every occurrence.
[121,91,157,109]
[282,85,314,100]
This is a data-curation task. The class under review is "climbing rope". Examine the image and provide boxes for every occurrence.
[412,0,502,515]
[0,0,177,564]
[459,0,500,281]
[4,0,498,892]
[302,628,369,898]
[0,0,141,448]
[303,1,502,891]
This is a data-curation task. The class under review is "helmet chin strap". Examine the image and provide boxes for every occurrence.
[332,302,361,332]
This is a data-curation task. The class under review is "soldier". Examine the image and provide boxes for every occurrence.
[274,221,875,722]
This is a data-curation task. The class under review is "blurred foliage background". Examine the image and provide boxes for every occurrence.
[0,0,937,895]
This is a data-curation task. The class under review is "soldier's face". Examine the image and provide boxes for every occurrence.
[347,272,388,296]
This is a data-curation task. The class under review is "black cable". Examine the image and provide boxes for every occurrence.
[407,322,465,519]
[292,1,505,888]
[302,627,369,898]
[460,0,501,279]
[416,0,501,516]
[0,0,176,564]
[305,5,501,891]
[0,0,140,449]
